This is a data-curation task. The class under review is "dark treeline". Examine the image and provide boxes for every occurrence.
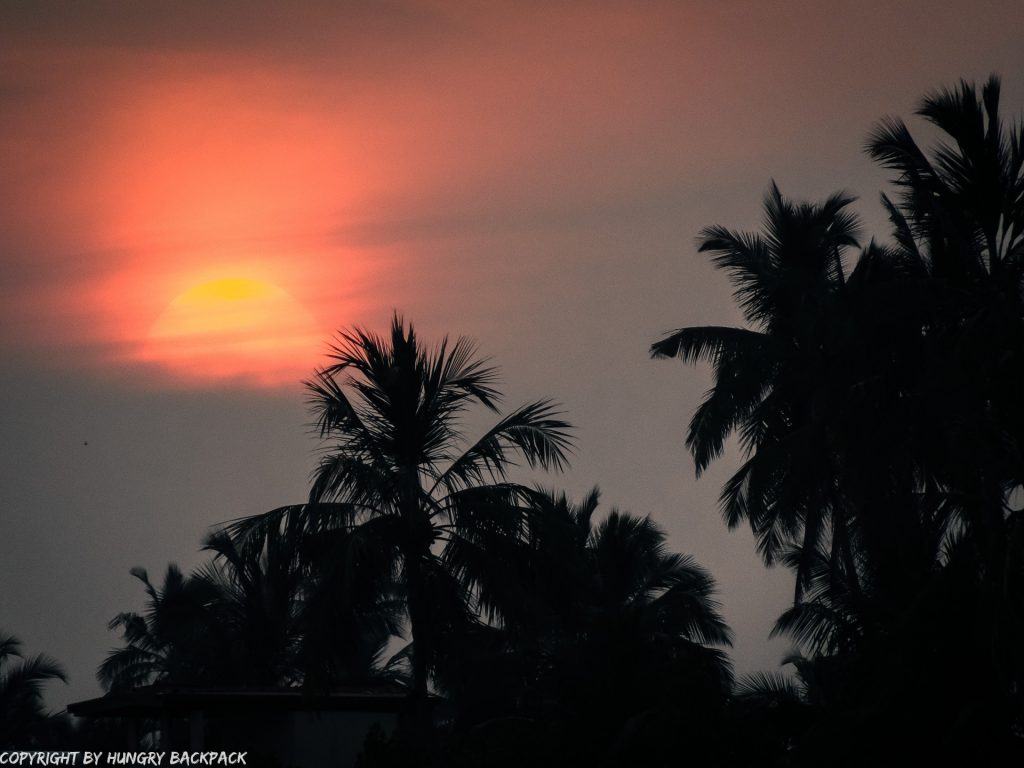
[4,76,1024,765]
[652,75,1024,765]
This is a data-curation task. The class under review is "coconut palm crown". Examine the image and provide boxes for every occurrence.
[651,184,862,584]
[253,315,574,714]
[0,631,66,748]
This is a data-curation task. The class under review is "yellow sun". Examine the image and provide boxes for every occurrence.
[142,277,322,386]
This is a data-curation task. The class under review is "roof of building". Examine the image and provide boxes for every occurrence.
[68,683,413,718]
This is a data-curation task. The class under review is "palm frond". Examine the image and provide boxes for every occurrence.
[650,325,768,363]
[0,633,22,663]
[434,400,573,494]
[97,645,163,691]
[734,670,803,703]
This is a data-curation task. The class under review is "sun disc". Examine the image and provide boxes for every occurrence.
[141,276,322,386]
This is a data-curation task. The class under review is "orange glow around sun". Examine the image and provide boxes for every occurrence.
[64,60,391,389]
[3,6,713,391]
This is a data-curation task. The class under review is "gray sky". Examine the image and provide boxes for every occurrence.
[2,0,1024,710]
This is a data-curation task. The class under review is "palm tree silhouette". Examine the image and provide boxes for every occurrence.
[651,183,863,592]
[235,315,573,724]
[100,565,224,690]
[679,77,1024,763]
[435,489,733,764]
[746,536,1023,765]
[861,74,1024,760]
[0,631,67,747]
[104,515,398,692]
[210,505,403,688]
[197,526,306,687]
[866,75,1024,544]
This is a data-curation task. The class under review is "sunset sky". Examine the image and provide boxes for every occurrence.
[3,0,1024,709]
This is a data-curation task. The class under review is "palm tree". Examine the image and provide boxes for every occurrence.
[208,505,403,688]
[436,489,733,764]
[866,75,1024,542]
[235,315,573,722]
[196,526,305,687]
[100,565,224,690]
[652,75,1024,761]
[862,75,1024,754]
[751,540,1023,765]
[0,631,67,747]
[867,76,1024,288]
[533,491,734,746]
[651,183,864,592]
[104,514,398,691]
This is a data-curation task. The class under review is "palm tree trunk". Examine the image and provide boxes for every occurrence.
[400,468,434,738]
[405,557,430,700]
[403,552,435,745]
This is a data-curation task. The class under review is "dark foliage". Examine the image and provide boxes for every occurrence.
[655,75,1024,762]
[0,631,66,748]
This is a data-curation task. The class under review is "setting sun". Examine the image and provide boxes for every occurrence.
[141,276,323,386]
